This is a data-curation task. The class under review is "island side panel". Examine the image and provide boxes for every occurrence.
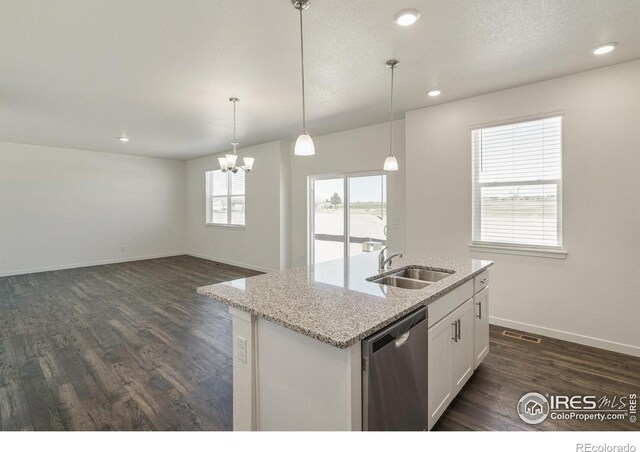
[229,306,258,431]
[256,317,362,431]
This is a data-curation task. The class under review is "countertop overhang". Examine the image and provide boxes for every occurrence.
[197,254,493,349]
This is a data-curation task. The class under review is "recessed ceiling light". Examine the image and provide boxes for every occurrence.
[394,9,421,26]
[118,136,129,142]
[428,90,441,97]
[592,43,617,55]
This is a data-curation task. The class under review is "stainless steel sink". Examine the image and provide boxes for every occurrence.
[368,266,454,290]
[390,268,451,283]
[372,276,430,290]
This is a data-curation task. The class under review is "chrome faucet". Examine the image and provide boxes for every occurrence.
[378,246,403,272]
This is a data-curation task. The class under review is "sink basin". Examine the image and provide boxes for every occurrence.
[390,268,451,283]
[371,276,430,290]
[367,266,454,290]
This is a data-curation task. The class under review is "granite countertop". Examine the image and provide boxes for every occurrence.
[197,253,493,349]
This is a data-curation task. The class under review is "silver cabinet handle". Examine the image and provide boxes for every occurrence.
[457,319,461,340]
[480,278,488,284]
[451,322,458,342]
[394,331,411,348]
[476,301,482,320]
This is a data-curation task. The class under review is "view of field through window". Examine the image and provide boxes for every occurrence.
[472,116,562,248]
[312,175,387,264]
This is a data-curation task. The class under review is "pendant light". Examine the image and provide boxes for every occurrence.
[218,97,254,173]
[383,60,399,171]
[292,0,315,156]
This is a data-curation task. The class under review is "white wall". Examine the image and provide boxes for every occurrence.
[279,141,291,270]
[289,120,406,267]
[405,60,640,356]
[185,141,290,272]
[0,141,186,276]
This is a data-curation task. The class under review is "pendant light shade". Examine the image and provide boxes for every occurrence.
[383,59,399,172]
[226,153,238,168]
[243,157,255,172]
[295,132,315,156]
[293,0,315,156]
[383,155,399,171]
[218,157,227,171]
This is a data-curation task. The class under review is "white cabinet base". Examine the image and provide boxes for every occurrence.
[229,273,491,431]
[427,271,491,430]
[427,312,454,430]
[474,287,490,368]
[229,307,361,431]
[452,299,475,395]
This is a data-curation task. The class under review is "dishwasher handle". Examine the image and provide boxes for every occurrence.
[394,331,411,348]
[362,306,427,357]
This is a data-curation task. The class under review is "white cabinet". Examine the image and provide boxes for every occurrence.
[474,270,489,293]
[427,298,475,430]
[427,311,455,429]
[474,287,490,368]
[451,299,475,395]
[427,270,491,430]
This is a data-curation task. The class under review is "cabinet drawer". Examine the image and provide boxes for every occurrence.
[428,280,473,328]
[474,270,489,293]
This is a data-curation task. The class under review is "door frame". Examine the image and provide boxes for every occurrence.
[308,169,387,266]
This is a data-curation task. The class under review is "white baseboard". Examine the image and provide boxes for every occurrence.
[186,252,276,274]
[490,316,640,358]
[0,252,185,277]
[1,251,275,277]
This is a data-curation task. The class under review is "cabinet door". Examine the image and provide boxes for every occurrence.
[427,311,456,430]
[474,287,490,368]
[451,298,475,397]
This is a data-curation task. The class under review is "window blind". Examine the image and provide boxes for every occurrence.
[472,115,562,249]
[206,169,246,226]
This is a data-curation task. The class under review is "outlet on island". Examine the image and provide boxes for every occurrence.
[237,336,247,363]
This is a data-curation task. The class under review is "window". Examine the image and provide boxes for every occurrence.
[472,115,562,250]
[206,170,245,226]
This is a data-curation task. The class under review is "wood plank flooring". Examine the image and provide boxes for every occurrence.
[1,255,638,430]
[434,325,640,431]
[0,255,259,430]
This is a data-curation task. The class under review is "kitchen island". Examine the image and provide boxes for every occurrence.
[197,253,493,431]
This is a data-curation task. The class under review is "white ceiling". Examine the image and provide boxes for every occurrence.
[2,0,640,160]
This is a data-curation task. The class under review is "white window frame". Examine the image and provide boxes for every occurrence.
[205,169,246,229]
[469,113,567,259]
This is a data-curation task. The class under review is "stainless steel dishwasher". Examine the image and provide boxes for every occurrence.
[362,306,428,431]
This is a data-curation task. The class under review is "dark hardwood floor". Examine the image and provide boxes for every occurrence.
[1,255,638,430]
[0,255,259,430]
[434,325,640,431]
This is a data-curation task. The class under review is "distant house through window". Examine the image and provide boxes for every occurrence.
[206,169,245,226]
[471,115,563,249]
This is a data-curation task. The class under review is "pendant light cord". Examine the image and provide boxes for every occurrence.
[299,7,307,133]
[232,99,238,155]
[389,65,394,157]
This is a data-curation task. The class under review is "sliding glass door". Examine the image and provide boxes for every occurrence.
[310,172,387,265]
[348,174,387,258]
[311,177,345,264]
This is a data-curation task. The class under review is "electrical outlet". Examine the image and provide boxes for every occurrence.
[237,336,247,363]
